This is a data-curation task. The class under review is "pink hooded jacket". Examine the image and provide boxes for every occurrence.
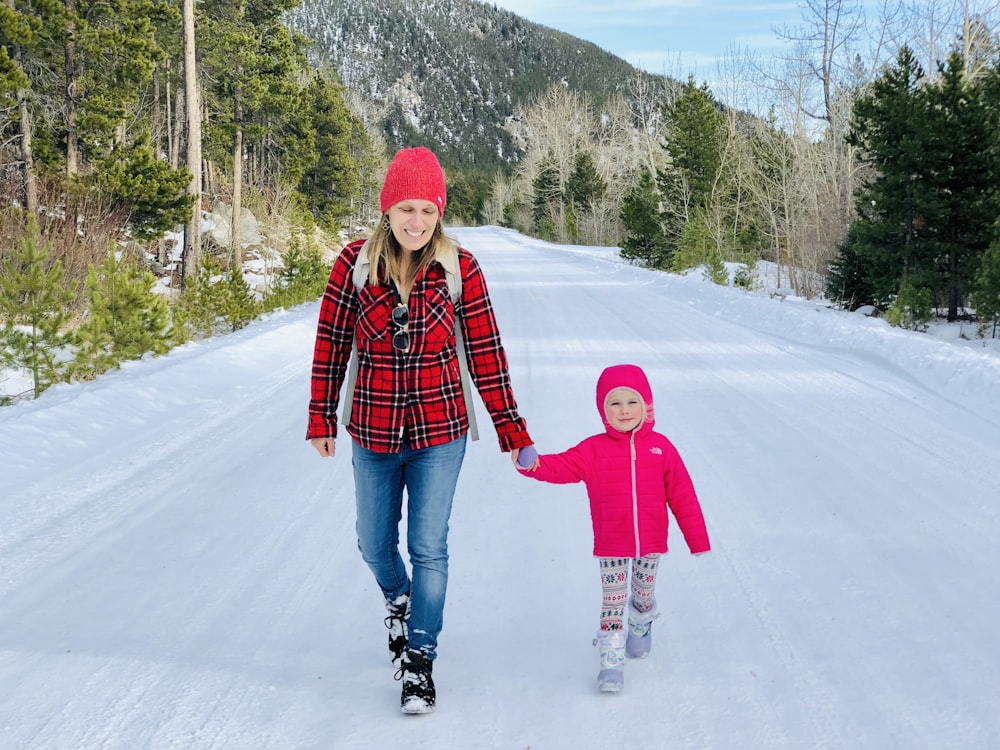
[520,364,710,558]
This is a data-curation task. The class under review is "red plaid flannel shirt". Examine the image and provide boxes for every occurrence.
[307,239,532,453]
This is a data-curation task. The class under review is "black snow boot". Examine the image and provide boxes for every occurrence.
[396,648,435,714]
[384,592,410,665]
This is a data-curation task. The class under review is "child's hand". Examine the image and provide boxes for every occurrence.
[512,445,539,471]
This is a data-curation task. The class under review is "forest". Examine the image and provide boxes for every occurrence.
[2,0,999,403]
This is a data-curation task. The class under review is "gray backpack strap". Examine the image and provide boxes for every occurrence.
[342,240,371,429]
[454,326,478,441]
[443,246,478,442]
[341,336,359,429]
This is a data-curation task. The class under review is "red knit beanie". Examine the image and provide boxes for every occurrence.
[379,147,447,215]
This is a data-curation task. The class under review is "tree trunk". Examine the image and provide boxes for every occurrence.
[181,0,202,286]
[230,80,244,267]
[63,0,80,244]
[17,89,38,216]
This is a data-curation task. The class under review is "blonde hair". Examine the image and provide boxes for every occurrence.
[365,215,455,287]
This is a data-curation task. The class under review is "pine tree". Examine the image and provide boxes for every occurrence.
[843,46,999,318]
[566,151,606,210]
[199,0,306,262]
[885,280,933,331]
[973,237,1000,338]
[919,52,998,320]
[0,225,76,398]
[95,135,195,239]
[262,240,330,312]
[842,46,930,306]
[620,169,670,268]
[173,258,260,339]
[296,72,361,231]
[71,251,173,380]
[658,78,725,257]
[220,266,260,332]
[825,225,880,309]
[172,260,230,339]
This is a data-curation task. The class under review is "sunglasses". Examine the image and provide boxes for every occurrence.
[391,303,410,351]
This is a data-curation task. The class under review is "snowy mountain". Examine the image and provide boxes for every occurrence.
[284,0,665,168]
[2,227,999,749]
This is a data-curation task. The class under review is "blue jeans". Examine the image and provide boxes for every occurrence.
[351,435,467,659]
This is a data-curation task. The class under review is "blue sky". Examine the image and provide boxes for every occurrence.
[489,0,814,77]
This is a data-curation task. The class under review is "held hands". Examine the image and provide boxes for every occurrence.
[311,437,336,458]
[512,444,539,472]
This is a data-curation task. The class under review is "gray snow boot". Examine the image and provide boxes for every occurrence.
[625,598,658,659]
[384,592,410,665]
[595,629,626,692]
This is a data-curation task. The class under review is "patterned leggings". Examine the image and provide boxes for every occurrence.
[599,554,660,631]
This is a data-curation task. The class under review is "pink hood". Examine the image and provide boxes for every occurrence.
[596,364,655,436]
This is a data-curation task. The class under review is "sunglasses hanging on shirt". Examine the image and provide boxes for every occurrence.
[388,278,410,352]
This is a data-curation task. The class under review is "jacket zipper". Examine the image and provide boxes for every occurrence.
[630,432,640,556]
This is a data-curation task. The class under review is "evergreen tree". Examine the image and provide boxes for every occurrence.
[566,151,606,210]
[71,251,173,379]
[973,237,1000,337]
[672,207,714,273]
[658,78,725,257]
[884,280,933,331]
[0,225,76,397]
[843,46,999,318]
[826,225,880,309]
[262,240,329,311]
[703,249,728,286]
[842,47,931,306]
[0,0,41,213]
[220,266,261,332]
[919,52,999,320]
[47,0,174,183]
[95,135,195,239]
[563,150,606,242]
[296,72,360,231]
[173,259,260,339]
[619,169,670,268]
[199,0,307,261]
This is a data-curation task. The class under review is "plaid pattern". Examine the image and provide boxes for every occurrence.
[307,239,531,453]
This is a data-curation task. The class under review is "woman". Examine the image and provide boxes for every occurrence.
[307,147,533,714]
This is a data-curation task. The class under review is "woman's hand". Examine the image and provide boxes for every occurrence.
[311,437,336,457]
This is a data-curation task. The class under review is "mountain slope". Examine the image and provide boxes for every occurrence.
[285,0,664,169]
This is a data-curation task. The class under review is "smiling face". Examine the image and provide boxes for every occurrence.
[604,388,645,433]
[387,199,441,252]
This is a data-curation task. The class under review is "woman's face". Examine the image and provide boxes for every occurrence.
[387,199,440,252]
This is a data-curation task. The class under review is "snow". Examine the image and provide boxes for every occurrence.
[2,225,999,749]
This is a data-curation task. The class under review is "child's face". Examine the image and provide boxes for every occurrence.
[605,388,645,432]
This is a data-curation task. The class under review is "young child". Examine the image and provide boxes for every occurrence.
[514,363,710,692]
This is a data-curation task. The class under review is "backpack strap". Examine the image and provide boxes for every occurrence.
[342,241,478,441]
[437,245,478,441]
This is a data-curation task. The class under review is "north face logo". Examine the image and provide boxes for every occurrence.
[649,447,662,455]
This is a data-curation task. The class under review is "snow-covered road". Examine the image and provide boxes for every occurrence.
[2,226,998,749]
